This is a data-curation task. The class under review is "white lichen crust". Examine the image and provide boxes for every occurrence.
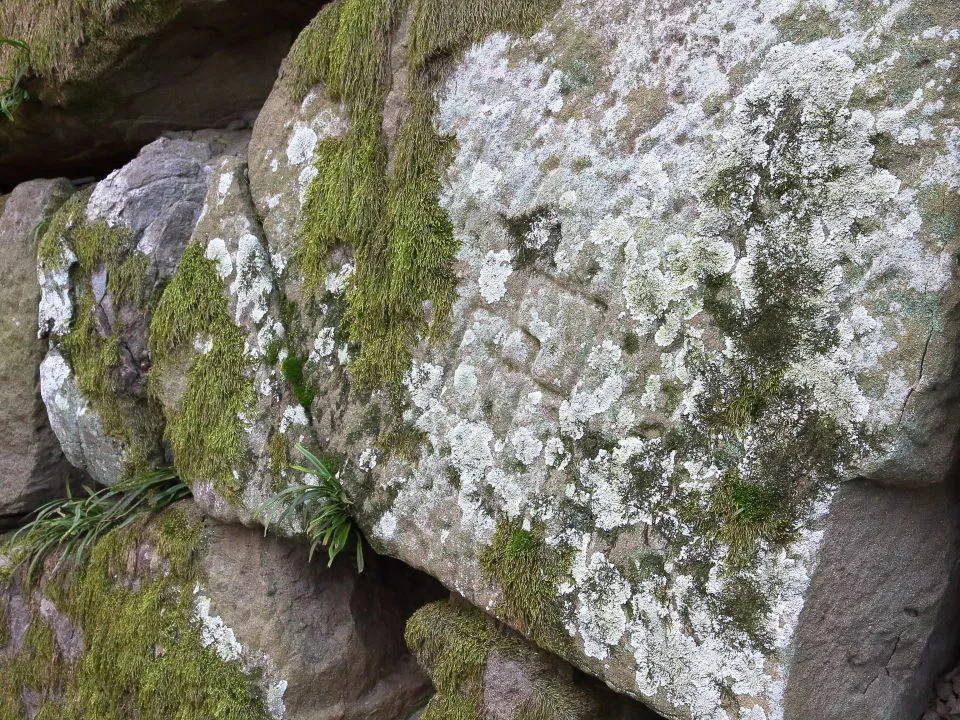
[355,1,960,719]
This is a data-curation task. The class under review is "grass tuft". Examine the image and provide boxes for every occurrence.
[1,468,189,588]
[257,444,364,571]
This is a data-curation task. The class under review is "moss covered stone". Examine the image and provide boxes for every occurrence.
[480,520,572,653]
[150,242,253,501]
[0,508,273,720]
[37,190,163,480]
[405,600,602,720]
[289,0,560,392]
[0,0,180,92]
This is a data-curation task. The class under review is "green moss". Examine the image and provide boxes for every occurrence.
[715,577,774,653]
[0,508,270,720]
[280,354,316,412]
[0,0,180,90]
[406,601,498,717]
[291,0,559,392]
[149,243,253,500]
[706,471,796,566]
[480,520,572,652]
[0,598,8,648]
[375,416,428,463]
[500,205,561,269]
[38,191,162,478]
[267,431,290,491]
[406,600,594,720]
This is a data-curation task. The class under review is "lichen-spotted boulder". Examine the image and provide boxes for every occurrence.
[219,1,960,718]
[0,179,76,525]
[38,131,249,486]
[149,153,317,519]
[0,503,442,719]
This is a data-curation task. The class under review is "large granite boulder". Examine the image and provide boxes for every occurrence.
[0,179,76,525]
[195,1,960,719]
[38,130,249,486]
[0,503,442,719]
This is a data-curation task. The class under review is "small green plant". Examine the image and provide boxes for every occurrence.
[257,444,364,571]
[0,37,29,120]
[2,468,190,585]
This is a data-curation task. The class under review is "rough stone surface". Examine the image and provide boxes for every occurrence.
[784,479,960,720]
[0,179,77,524]
[228,2,960,719]
[203,521,443,720]
[924,664,960,720]
[0,504,443,720]
[0,0,328,191]
[38,130,249,486]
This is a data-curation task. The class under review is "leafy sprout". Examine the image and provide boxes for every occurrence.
[0,37,30,121]
[2,468,191,586]
[256,444,364,572]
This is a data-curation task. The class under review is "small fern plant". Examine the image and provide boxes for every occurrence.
[0,38,30,121]
[257,444,364,572]
[2,468,191,585]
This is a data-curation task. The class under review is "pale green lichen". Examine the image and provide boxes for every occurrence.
[0,508,271,720]
[149,242,253,500]
[291,0,560,392]
[38,191,162,478]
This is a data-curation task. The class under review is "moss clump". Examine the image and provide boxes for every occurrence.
[0,508,272,720]
[291,0,559,392]
[480,520,572,652]
[280,354,316,412]
[0,0,180,91]
[706,470,796,567]
[150,242,253,500]
[406,600,594,720]
[38,191,162,478]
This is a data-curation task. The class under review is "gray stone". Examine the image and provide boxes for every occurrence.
[0,179,76,524]
[38,130,249,486]
[785,480,960,720]
[202,520,442,720]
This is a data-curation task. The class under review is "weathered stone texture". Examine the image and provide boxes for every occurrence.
[1,504,443,720]
[0,179,76,524]
[38,130,249,486]
[230,2,960,718]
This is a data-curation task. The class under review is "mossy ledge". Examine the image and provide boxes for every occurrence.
[0,507,272,720]
[149,242,254,501]
[405,600,594,720]
[0,0,181,91]
[38,190,163,478]
[290,0,560,392]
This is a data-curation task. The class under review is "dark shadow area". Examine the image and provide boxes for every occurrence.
[0,0,329,192]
